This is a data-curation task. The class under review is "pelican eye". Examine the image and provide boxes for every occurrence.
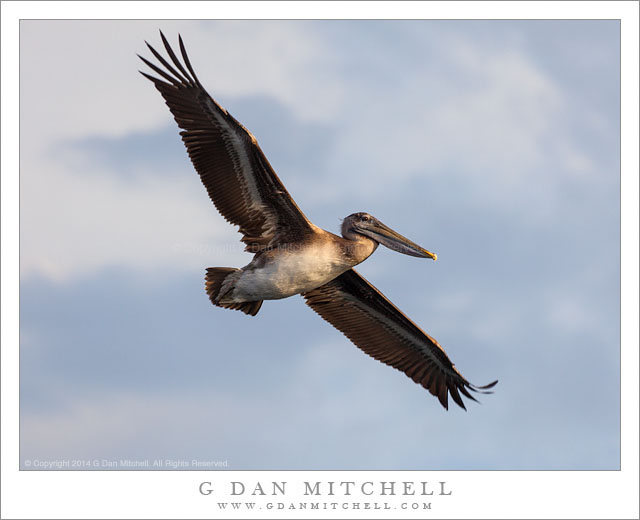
[360,215,370,222]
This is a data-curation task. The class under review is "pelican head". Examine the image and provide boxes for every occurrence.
[341,212,437,260]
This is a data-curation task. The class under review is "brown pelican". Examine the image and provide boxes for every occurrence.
[139,32,497,410]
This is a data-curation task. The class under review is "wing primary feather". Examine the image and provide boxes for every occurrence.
[138,54,182,86]
[437,383,449,410]
[448,383,466,410]
[476,379,499,389]
[145,40,190,84]
[458,385,478,402]
[178,34,204,88]
[470,380,499,393]
[159,30,195,85]
[138,70,156,82]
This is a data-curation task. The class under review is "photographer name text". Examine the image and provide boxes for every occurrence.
[199,480,452,497]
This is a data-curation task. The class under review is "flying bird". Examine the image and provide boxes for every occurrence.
[139,32,497,410]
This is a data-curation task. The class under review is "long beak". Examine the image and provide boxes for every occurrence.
[360,221,437,260]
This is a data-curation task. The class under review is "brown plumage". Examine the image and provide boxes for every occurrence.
[303,269,497,410]
[138,32,314,254]
[139,31,497,410]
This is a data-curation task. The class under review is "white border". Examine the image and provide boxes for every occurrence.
[2,2,638,519]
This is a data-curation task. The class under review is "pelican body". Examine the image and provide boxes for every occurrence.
[215,214,435,309]
[140,32,497,410]
[217,230,368,303]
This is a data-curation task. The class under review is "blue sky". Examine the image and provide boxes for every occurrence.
[20,20,620,470]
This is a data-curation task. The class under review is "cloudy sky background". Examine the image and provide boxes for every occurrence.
[20,20,620,470]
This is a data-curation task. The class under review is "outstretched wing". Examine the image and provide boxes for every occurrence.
[303,269,497,410]
[139,32,315,252]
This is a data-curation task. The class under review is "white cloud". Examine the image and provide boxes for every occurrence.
[329,37,564,186]
[20,391,224,462]
[20,20,343,153]
[18,339,498,468]
[19,155,246,282]
[20,20,346,282]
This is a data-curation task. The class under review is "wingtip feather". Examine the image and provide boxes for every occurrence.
[449,384,466,410]
[470,379,498,394]
[159,30,194,85]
